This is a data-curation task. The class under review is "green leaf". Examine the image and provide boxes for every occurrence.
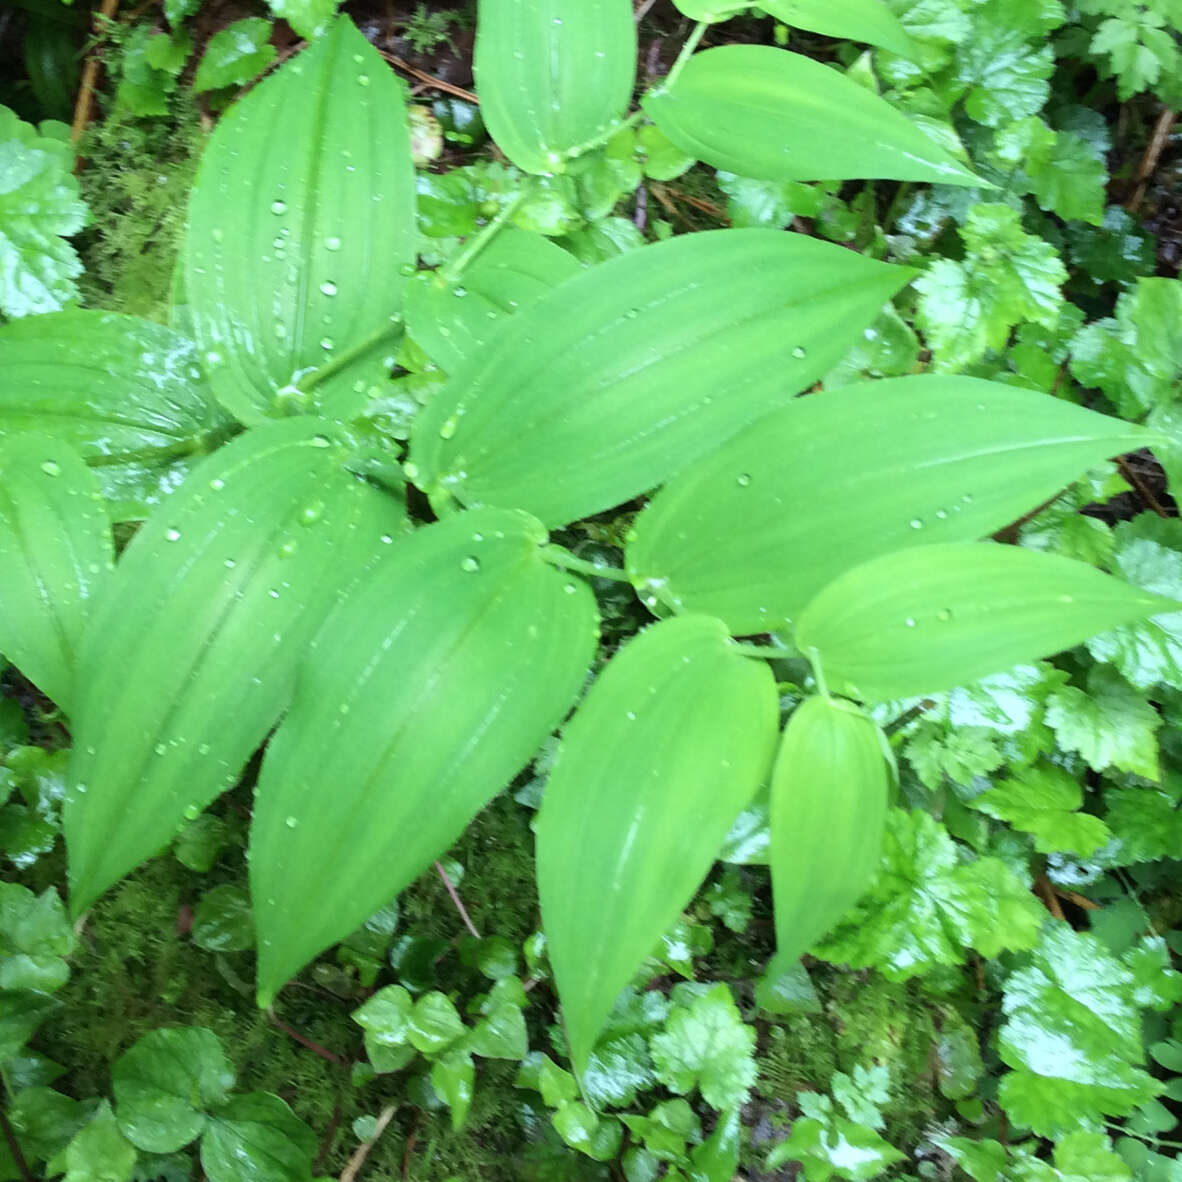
[191,884,255,953]
[112,1027,235,1153]
[816,809,1044,978]
[1125,936,1182,1012]
[0,883,75,993]
[201,1093,317,1182]
[649,985,756,1111]
[0,310,234,522]
[64,419,405,916]
[769,697,888,973]
[643,46,979,185]
[431,1049,475,1130]
[768,1112,903,1180]
[267,0,339,41]
[352,985,418,1073]
[251,508,595,1005]
[915,204,1067,371]
[174,815,232,873]
[404,229,579,373]
[0,434,112,712]
[1089,10,1180,101]
[8,1087,92,1164]
[999,923,1162,1137]
[193,19,277,94]
[758,0,917,57]
[992,117,1106,225]
[0,104,87,317]
[1046,666,1160,781]
[536,615,778,1074]
[62,1102,138,1182]
[184,17,415,423]
[467,985,528,1060]
[0,992,60,1061]
[115,27,191,117]
[971,764,1111,855]
[409,229,911,527]
[935,1015,983,1101]
[796,542,1175,703]
[409,992,465,1054]
[626,375,1147,633]
[1103,780,1182,864]
[473,0,636,174]
[956,22,1055,127]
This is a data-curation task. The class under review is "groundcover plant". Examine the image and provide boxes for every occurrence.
[2,0,1182,1179]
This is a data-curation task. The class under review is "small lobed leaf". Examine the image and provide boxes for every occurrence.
[193,18,277,94]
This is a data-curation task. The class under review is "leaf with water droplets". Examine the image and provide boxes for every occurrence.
[796,543,1178,703]
[200,1092,317,1182]
[0,433,113,713]
[626,375,1150,634]
[643,45,981,185]
[409,229,911,527]
[184,16,415,423]
[474,0,636,174]
[251,508,597,1006]
[536,615,778,1075]
[64,418,405,916]
[0,310,233,521]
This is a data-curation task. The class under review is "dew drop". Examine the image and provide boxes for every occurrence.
[908,518,923,529]
[285,816,299,828]
[625,307,640,320]
[279,539,298,558]
[270,199,287,214]
[440,415,459,440]
[310,434,332,448]
[625,710,637,721]
[461,556,480,573]
[326,235,342,251]
[224,558,237,569]
[399,263,417,277]
[210,477,226,491]
[183,804,201,820]
[274,323,288,339]
[211,227,224,243]
[453,285,468,299]
[300,501,325,526]
[165,527,182,542]
[40,460,60,476]
[935,508,948,520]
[792,345,807,360]
[319,337,334,351]
[319,280,338,297]
[564,583,578,595]
[379,533,394,545]
[154,742,168,756]
[936,608,952,622]
[736,472,752,487]
[403,460,420,481]
[904,617,917,628]
[269,588,281,599]
[205,350,223,366]
[357,73,370,85]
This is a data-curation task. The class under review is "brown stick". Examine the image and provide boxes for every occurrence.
[1116,455,1170,519]
[268,1011,346,1066]
[1126,106,1177,213]
[634,0,660,20]
[435,861,482,939]
[1056,888,1101,912]
[379,51,479,103]
[340,1105,398,1182]
[1034,873,1066,921]
[71,0,121,148]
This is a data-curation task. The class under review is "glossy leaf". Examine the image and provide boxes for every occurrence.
[64,419,405,916]
[626,375,1151,632]
[536,615,778,1073]
[200,1093,317,1182]
[473,0,636,174]
[409,229,910,527]
[183,17,415,424]
[0,310,233,521]
[404,229,579,373]
[0,434,113,711]
[643,45,980,185]
[758,0,917,57]
[251,508,597,1006]
[796,543,1178,702]
[769,697,888,974]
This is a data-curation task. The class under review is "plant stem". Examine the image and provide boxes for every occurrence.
[729,643,779,660]
[1105,1123,1182,1150]
[341,1104,398,1182]
[0,1111,34,1182]
[298,323,405,395]
[806,647,830,698]
[664,21,709,90]
[541,545,632,583]
[441,184,534,282]
[560,109,645,162]
[435,860,482,940]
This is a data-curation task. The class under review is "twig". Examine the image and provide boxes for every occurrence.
[0,1111,34,1182]
[435,861,482,939]
[314,1095,345,1174]
[634,182,648,231]
[665,186,731,223]
[379,51,479,103]
[1125,106,1177,213]
[1116,454,1170,518]
[268,1010,346,1066]
[634,0,660,21]
[1034,873,1066,921]
[1056,888,1100,912]
[71,0,120,148]
[341,1104,398,1182]
[400,1113,422,1179]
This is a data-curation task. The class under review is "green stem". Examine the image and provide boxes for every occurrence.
[441,183,535,282]
[1105,1123,1182,1150]
[297,323,405,395]
[664,21,709,90]
[541,545,632,583]
[729,643,779,660]
[561,109,645,162]
[806,646,830,698]
[84,423,240,468]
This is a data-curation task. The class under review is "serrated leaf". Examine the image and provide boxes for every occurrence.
[993,117,1105,225]
[758,0,917,57]
[251,508,596,1005]
[0,310,234,521]
[956,23,1054,127]
[643,45,979,185]
[200,1093,317,1182]
[626,375,1147,632]
[473,0,636,174]
[193,19,276,94]
[536,615,778,1073]
[0,104,87,318]
[796,542,1175,703]
[769,697,888,973]
[404,229,579,373]
[184,18,415,423]
[971,764,1111,855]
[1103,780,1182,864]
[64,419,405,916]
[409,229,911,527]
[0,434,112,712]
[112,1028,235,1153]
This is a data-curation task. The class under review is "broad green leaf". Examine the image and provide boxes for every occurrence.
[956,22,1054,127]
[266,0,338,41]
[112,1027,234,1153]
[796,543,1176,703]
[251,508,596,1006]
[201,1094,317,1182]
[0,104,87,318]
[184,17,415,424]
[992,117,1105,226]
[0,310,233,521]
[191,884,255,953]
[7,1087,92,1164]
[473,0,636,174]
[0,434,112,711]
[626,376,1147,633]
[64,419,405,916]
[61,1102,137,1182]
[192,18,276,94]
[404,229,579,373]
[642,46,980,185]
[758,0,918,58]
[672,0,751,20]
[409,229,911,527]
[769,697,888,973]
[536,615,778,1073]
[431,1049,475,1131]
[0,884,75,994]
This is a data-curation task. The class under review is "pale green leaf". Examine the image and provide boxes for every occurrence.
[62,1102,137,1182]
[267,0,338,41]
[971,764,1111,855]
[431,1049,475,1131]
[0,883,75,994]
[193,19,277,94]
[758,0,918,56]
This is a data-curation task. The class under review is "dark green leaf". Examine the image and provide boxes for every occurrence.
[191,884,255,953]
[201,1093,317,1182]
